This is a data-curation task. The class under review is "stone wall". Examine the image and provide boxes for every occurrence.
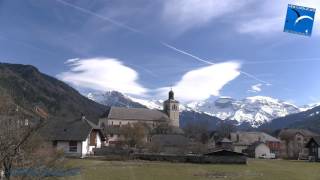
[133,153,247,164]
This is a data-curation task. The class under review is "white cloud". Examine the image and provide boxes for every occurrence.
[158,62,241,102]
[237,17,283,34]
[248,83,262,93]
[57,58,147,96]
[65,58,80,64]
[161,0,253,33]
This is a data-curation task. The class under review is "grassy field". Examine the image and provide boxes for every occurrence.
[60,159,320,180]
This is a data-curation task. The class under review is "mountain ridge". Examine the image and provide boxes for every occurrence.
[86,90,311,128]
[0,63,106,122]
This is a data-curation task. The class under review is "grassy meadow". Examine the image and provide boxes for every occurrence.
[59,159,320,180]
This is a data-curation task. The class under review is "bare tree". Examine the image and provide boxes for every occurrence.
[183,121,209,144]
[216,121,236,139]
[0,93,63,180]
[120,123,149,148]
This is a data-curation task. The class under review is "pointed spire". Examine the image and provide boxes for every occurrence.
[169,89,174,100]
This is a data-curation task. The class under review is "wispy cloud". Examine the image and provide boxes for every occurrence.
[55,0,268,85]
[157,62,241,101]
[161,0,253,33]
[57,58,148,96]
[237,17,282,34]
[248,83,262,93]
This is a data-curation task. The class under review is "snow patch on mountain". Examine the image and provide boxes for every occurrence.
[183,96,301,127]
[299,103,320,112]
[128,96,163,109]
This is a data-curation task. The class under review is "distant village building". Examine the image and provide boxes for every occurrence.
[47,116,105,157]
[99,90,181,145]
[215,138,233,150]
[305,136,320,162]
[278,129,318,159]
[245,142,273,159]
[230,131,281,157]
[150,134,189,154]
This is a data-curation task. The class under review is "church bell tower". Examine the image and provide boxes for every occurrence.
[163,90,180,127]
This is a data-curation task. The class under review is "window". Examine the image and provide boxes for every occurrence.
[24,119,29,126]
[172,104,178,111]
[53,141,57,147]
[69,141,77,152]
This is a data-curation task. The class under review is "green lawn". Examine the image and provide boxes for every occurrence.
[60,159,320,180]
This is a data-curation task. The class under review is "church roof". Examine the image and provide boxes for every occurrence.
[107,107,169,122]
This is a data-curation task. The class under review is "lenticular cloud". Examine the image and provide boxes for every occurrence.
[57,58,147,96]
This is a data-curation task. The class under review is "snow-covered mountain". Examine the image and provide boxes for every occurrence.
[87,91,304,127]
[184,96,301,127]
[87,91,146,108]
[299,103,320,112]
[127,95,301,127]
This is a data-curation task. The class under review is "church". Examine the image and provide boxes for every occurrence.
[98,90,180,145]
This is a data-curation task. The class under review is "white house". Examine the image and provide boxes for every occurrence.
[230,131,280,157]
[246,142,273,159]
[48,116,105,158]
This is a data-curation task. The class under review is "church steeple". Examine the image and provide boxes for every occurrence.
[169,89,174,100]
[163,89,179,127]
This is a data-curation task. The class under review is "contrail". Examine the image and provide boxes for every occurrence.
[243,57,320,65]
[240,71,270,85]
[55,0,142,34]
[162,42,270,84]
[55,0,270,85]
[161,42,215,65]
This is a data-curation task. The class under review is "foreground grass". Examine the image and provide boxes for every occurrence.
[60,158,320,180]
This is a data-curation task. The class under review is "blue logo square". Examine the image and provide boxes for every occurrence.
[284,4,316,36]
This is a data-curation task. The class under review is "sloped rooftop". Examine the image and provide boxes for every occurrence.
[107,107,169,122]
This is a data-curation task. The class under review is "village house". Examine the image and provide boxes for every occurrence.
[245,142,274,159]
[47,116,105,158]
[215,137,233,150]
[278,129,318,159]
[305,136,320,162]
[230,131,281,157]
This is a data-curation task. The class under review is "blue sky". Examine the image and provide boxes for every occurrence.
[1,0,320,105]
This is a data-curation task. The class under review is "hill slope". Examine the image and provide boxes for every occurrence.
[0,63,106,121]
[260,105,320,133]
